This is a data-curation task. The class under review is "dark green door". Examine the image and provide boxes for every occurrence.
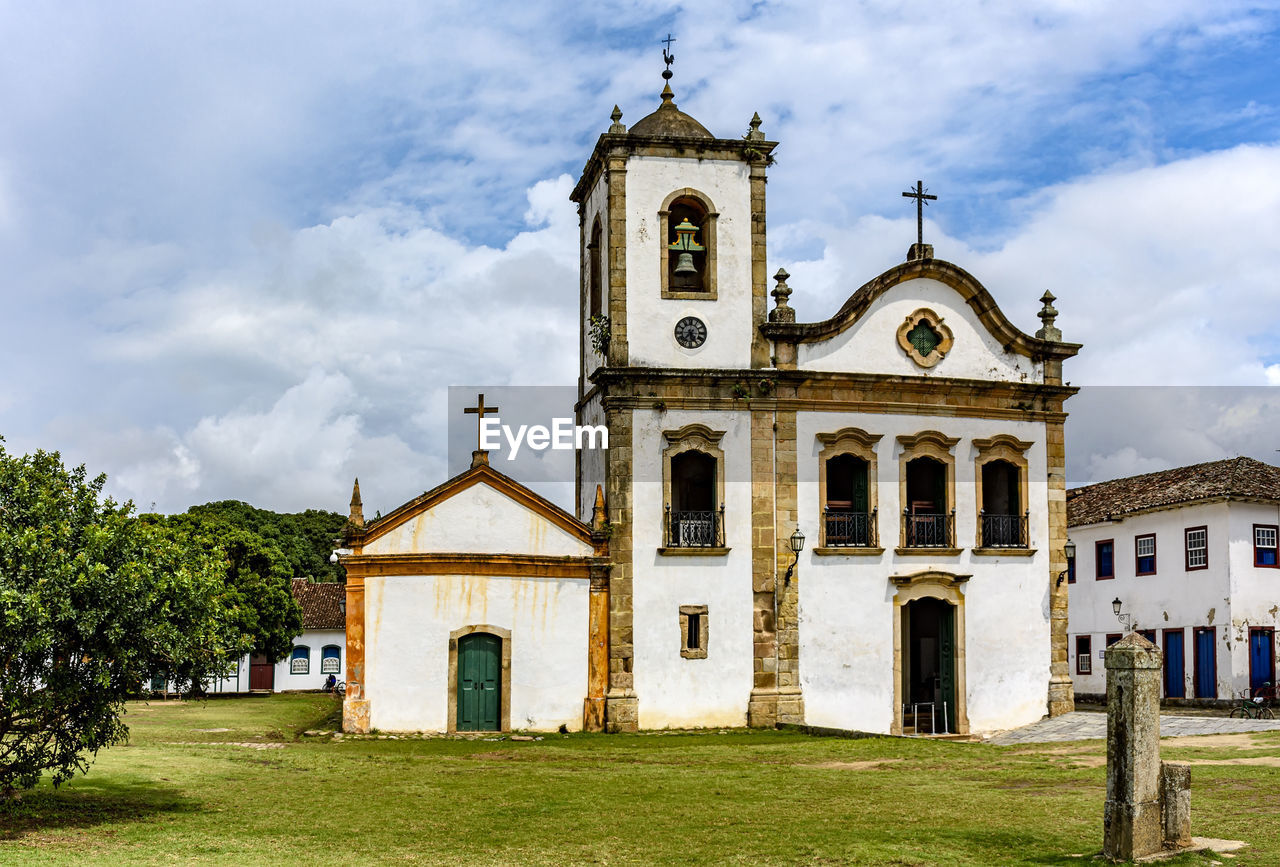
[938,604,957,733]
[458,632,501,731]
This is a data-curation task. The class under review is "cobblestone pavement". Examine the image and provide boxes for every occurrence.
[985,710,1280,745]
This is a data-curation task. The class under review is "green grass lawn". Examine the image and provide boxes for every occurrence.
[2,695,1276,865]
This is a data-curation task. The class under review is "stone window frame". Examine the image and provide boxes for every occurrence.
[971,434,1034,555]
[290,646,310,675]
[814,427,884,554]
[896,430,960,554]
[896,307,955,368]
[659,188,719,300]
[446,624,513,734]
[659,423,728,555]
[679,605,709,659]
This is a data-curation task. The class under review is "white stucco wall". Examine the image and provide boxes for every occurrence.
[1067,501,1239,699]
[795,411,1052,734]
[796,278,1042,383]
[277,628,346,691]
[623,156,754,370]
[1226,501,1280,694]
[364,572,589,732]
[362,480,594,558]
[630,407,756,728]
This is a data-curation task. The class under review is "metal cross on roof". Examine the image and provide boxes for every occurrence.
[902,180,938,249]
[463,393,500,453]
[662,34,676,79]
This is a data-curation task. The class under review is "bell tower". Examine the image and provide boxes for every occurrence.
[569,54,777,390]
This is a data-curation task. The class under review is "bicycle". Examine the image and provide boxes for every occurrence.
[1230,683,1276,719]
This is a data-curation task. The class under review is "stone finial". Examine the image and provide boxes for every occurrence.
[769,268,795,323]
[1035,290,1062,342]
[746,112,764,141]
[907,242,934,262]
[659,81,675,107]
[609,105,626,134]
[471,450,489,469]
[348,478,364,528]
[592,484,607,532]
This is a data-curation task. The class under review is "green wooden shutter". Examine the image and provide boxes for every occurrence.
[853,461,868,513]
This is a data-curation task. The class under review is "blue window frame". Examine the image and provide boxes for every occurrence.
[321,645,341,674]
[290,646,310,675]
[1096,540,1114,580]
[1255,525,1278,567]
[1135,534,1156,576]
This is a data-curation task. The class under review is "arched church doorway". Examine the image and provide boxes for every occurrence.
[902,597,957,733]
[456,632,502,732]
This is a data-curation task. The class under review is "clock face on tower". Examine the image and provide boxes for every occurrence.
[674,316,707,349]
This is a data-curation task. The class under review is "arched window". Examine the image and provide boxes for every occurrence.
[321,645,341,674]
[588,218,603,318]
[659,189,718,299]
[825,454,871,546]
[661,424,726,550]
[973,435,1032,550]
[290,646,310,675]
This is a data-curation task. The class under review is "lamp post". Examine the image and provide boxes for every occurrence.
[1112,597,1134,634]
[784,527,805,583]
[1056,538,1077,587]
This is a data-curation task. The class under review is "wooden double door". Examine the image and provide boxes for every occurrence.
[457,632,501,732]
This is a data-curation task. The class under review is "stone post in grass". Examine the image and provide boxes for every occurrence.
[1103,631,1192,861]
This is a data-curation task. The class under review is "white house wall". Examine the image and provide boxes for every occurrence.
[796,278,1042,383]
[796,411,1052,734]
[1067,502,1233,699]
[362,481,594,558]
[364,573,589,732]
[630,407,756,728]
[1227,501,1280,695]
[623,156,754,370]
[278,629,346,691]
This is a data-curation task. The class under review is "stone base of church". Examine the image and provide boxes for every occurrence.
[1048,676,1076,717]
[343,698,371,733]
[605,693,638,733]
[583,697,606,732]
[747,688,805,727]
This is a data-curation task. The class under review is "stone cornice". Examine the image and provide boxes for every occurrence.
[570,133,778,204]
[759,257,1081,362]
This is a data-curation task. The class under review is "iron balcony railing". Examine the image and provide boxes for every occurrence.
[665,505,725,548]
[980,511,1029,548]
[823,508,878,547]
[903,510,955,548]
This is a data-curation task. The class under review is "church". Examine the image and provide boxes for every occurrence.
[336,59,1081,737]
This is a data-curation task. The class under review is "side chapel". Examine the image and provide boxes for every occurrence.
[338,59,1081,736]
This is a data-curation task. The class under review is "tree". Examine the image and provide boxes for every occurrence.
[0,443,245,795]
[182,501,347,583]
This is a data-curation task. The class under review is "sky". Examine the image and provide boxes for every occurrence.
[2,1,1280,518]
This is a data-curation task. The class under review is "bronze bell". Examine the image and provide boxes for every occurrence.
[673,251,697,275]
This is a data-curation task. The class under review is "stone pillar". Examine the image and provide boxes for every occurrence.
[584,560,610,732]
[604,406,638,732]
[342,575,371,733]
[747,407,779,727]
[772,405,804,724]
[749,160,770,369]
[1160,761,1192,849]
[1103,632,1162,861]
[1046,414,1075,717]
[605,155,628,367]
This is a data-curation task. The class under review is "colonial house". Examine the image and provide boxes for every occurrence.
[190,578,346,694]
[339,61,1081,736]
[1067,456,1280,704]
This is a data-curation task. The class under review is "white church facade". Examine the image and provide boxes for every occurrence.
[339,63,1082,736]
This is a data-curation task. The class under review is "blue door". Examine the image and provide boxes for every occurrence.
[1194,629,1216,699]
[1250,629,1275,693]
[1164,630,1185,698]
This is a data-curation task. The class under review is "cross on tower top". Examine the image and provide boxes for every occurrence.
[901,180,938,250]
[463,393,500,464]
[661,34,676,80]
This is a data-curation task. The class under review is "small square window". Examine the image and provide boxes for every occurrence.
[1096,540,1114,580]
[679,605,708,659]
[1136,534,1156,576]
[1185,527,1207,571]
[1255,525,1278,567]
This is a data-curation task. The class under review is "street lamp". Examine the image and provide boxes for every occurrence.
[784,528,805,583]
[1112,597,1134,633]
[1056,538,1077,587]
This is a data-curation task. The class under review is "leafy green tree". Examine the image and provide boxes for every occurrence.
[182,501,347,583]
[0,444,244,795]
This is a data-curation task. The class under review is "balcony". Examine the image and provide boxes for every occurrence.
[903,510,955,548]
[980,512,1029,548]
[665,505,725,549]
[823,509,878,548]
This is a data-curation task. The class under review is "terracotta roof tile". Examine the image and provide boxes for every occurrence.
[291,578,345,631]
[1067,456,1280,527]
